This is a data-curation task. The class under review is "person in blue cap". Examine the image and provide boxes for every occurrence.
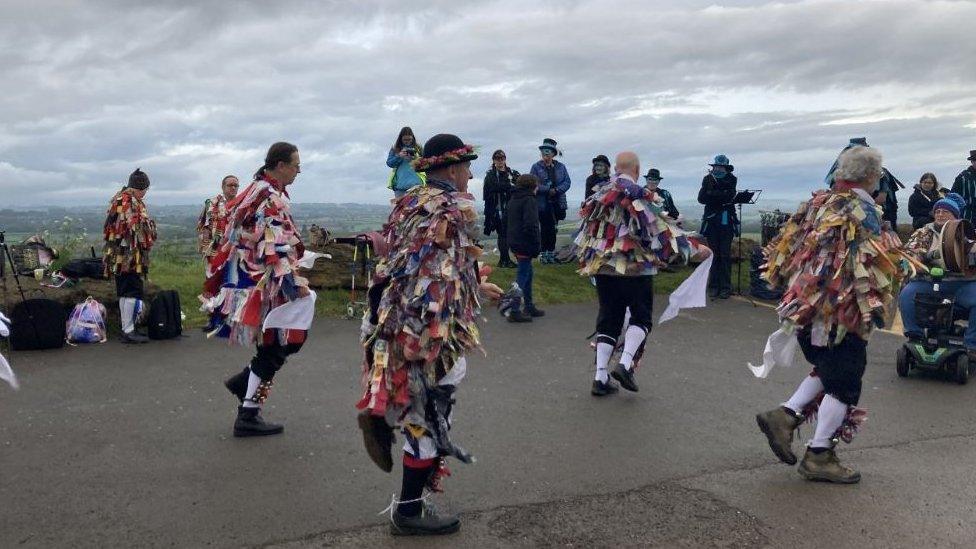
[697,154,738,299]
[529,138,571,264]
[900,192,976,358]
[825,137,903,228]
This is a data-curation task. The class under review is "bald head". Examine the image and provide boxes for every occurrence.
[615,151,640,179]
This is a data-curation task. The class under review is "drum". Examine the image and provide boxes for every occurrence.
[940,219,976,276]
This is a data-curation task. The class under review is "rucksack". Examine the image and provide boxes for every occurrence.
[147,290,182,340]
[61,247,108,280]
[66,297,107,344]
[9,298,67,351]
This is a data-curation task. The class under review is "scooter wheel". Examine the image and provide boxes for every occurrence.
[954,353,969,385]
[896,346,911,378]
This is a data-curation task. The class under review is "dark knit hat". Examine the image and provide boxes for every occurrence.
[128,168,150,190]
[933,192,965,219]
[412,134,478,172]
[591,154,610,167]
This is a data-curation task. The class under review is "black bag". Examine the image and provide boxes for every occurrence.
[147,290,182,340]
[62,246,108,280]
[9,298,67,350]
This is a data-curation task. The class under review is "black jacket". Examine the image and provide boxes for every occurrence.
[697,173,738,235]
[907,185,943,229]
[506,186,541,258]
[585,174,609,200]
[483,167,518,235]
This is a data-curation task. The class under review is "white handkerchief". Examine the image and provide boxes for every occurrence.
[296,252,332,269]
[659,255,713,324]
[262,291,317,331]
[0,352,18,390]
[748,327,799,379]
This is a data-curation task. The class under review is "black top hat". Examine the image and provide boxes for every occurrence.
[128,168,150,190]
[968,150,976,161]
[412,134,478,172]
[591,154,610,167]
[539,138,559,154]
[644,168,663,181]
[849,137,868,147]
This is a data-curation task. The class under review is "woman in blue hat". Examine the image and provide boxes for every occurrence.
[529,138,572,264]
[697,154,738,298]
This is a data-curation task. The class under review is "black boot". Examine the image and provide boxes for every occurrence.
[525,306,545,318]
[224,367,250,403]
[611,364,639,392]
[390,463,460,536]
[591,378,620,397]
[507,310,533,323]
[233,406,284,437]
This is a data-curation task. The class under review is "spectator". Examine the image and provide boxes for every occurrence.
[585,155,611,200]
[529,138,571,264]
[506,174,544,322]
[644,168,679,220]
[483,149,519,268]
[908,172,944,229]
[698,154,738,299]
[386,126,425,198]
[950,149,976,223]
[825,137,903,227]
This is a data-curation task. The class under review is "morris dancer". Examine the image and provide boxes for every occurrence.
[576,152,710,396]
[356,133,502,536]
[196,175,239,269]
[103,168,157,344]
[204,142,311,437]
[755,146,923,483]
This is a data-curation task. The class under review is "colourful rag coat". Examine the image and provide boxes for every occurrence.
[357,179,483,457]
[202,175,308,345]
[575,173,698,277]
[764,187,925,343]
[196,194,231,258]
[103,188,157,277]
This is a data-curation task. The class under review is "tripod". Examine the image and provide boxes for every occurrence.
[0,231,40,344]
[730,190,762,299]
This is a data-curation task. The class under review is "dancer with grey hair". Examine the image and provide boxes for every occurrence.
[755,145,923,483]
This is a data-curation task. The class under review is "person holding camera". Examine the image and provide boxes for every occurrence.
[483,149,519,268]
[386,126,426,199]
[529,138,571,264]
[103,168,157,344]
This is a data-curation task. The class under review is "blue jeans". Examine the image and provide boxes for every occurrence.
[516,257,534,311]
[899,279,976,348]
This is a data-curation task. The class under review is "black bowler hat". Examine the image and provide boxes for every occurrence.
[412,133,478,172]
[644,168,663,181]
[592,154,610,167]
[968,150,976,161]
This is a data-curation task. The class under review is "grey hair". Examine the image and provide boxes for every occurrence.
[834,146,883,184]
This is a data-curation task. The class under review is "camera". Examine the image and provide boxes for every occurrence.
[402,147,416,157]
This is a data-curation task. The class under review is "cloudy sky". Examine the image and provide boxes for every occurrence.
[1,0,974,213]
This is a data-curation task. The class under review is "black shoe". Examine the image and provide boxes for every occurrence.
[357,411,394,472]
[233,406,284,437]
[591,378,619,396]
[121,331,149,344]
[525,307,545,318]
[718,289,732,299]
[507,310,533,323]
[610,364,639,392]
[390,506,461,536]
[224,367,249,403]
[498,259,517,269]
[709,288,720,298]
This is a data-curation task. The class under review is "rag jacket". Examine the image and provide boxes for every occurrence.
[196,194,231,258]
[103,188,157,277]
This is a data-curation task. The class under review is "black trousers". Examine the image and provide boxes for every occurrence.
[115,272,145,299]
[250,341,305,381]
[540,209,557,252]
[706,225,734,292]
[797,327,867,406]
[496,214,511,262]
[595,275,653,345]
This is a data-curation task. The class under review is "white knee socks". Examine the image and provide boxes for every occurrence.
[784,375,824,414]
[619,325,648,371]
[119,298,141,334]
[242,371,263,408]
[595,341,613,382]
[809,394,848,448]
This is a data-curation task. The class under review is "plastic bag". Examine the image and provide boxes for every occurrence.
[66,297,108,344]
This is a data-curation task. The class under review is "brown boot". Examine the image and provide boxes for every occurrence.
[797,447,861,484]
[755,406,804,465]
